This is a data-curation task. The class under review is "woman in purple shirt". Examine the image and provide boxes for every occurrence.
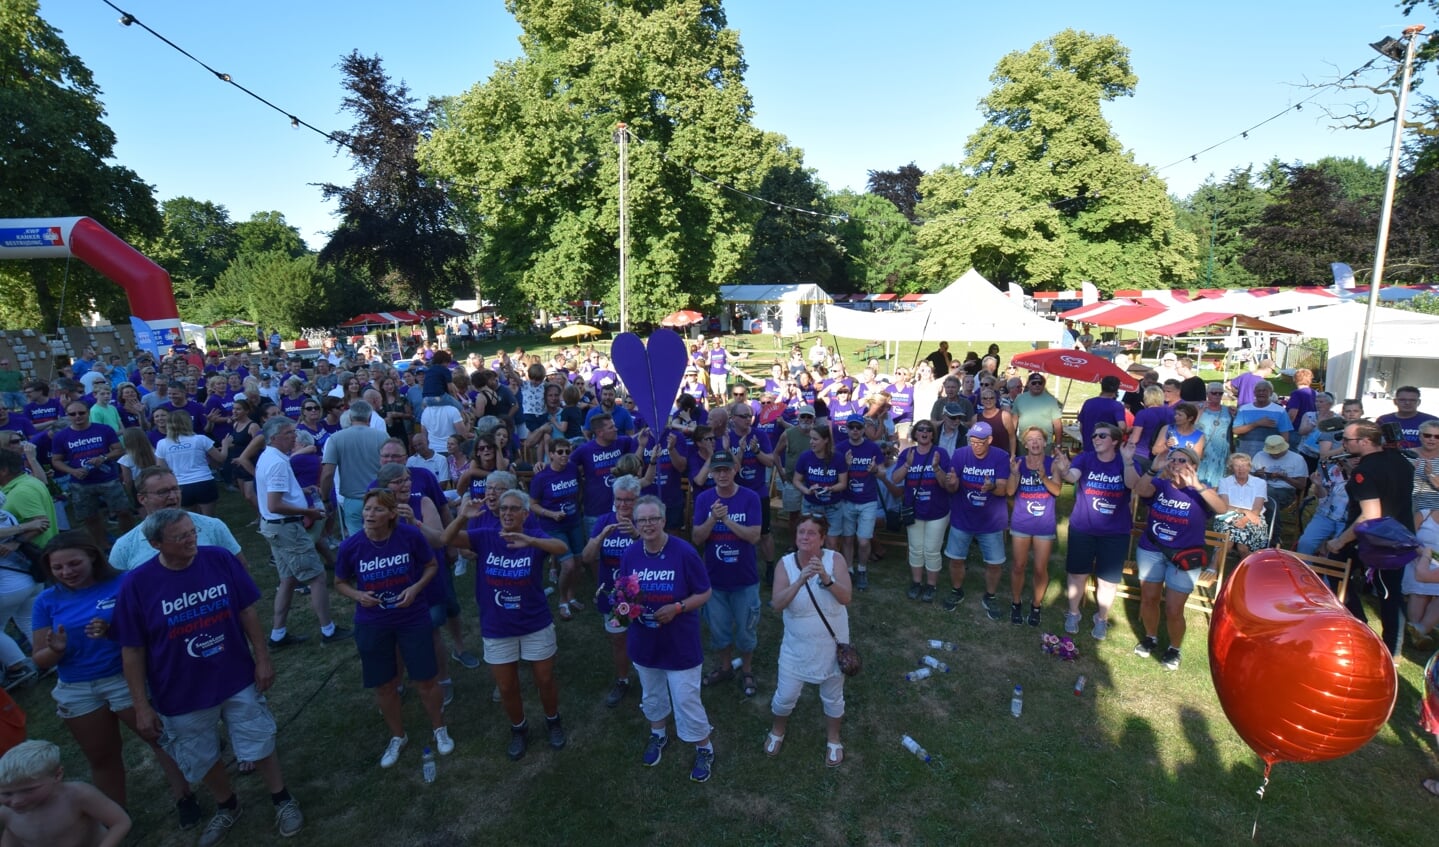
[1056,423,1140,640]
[1131,448,1225,671]
[529,439,584,620]
[1006,427,1063,626]
[890,420,950,602]
[793,427,848,546]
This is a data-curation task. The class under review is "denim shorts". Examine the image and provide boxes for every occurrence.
[52,673,133,719]
[944,527,1007,565]
[1135,546,1201,594]
[836,500,879,540]
[545,522,587,563]
[701,584,760,653]
[803,502,845,532]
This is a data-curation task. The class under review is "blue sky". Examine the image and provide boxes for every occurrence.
[39,0,1425,251]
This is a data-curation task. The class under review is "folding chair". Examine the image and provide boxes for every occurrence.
[1283,550,1352,603]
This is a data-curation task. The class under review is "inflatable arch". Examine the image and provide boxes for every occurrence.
[0,217,181,351]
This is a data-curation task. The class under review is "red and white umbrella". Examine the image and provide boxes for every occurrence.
[1010,349,1139,391]
[660,310,704,328]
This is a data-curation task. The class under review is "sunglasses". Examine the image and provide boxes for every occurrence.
[1092,433,1112,440]
[1422,433,1439,440]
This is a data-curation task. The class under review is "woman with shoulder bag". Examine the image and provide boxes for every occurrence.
[766,513,852,768]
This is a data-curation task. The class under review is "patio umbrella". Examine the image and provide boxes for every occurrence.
[1010,349,1139,391]
[660,310,704,328]
[551,324,603,340]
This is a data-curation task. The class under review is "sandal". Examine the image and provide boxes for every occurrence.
[764,732,784,757]
[237,760,256,775]
[557,602,573,622]
[701,667,734,687]
[567,597,585,611]
[825,742,844,768]
[1425,778,1439,798]
[742,673,757,698]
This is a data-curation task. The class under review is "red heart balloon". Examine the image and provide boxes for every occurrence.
[1209,549,1397,765]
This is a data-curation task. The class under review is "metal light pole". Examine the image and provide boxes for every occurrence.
[1350,25,1425,399]
[614,122,630,334]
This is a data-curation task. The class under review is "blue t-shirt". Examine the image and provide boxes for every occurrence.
[693,486,760,590]
[620,536,710,670]
[466,528,553,638]
[32,579,126,683]
[111,547,261,715]
[335,523,435,629]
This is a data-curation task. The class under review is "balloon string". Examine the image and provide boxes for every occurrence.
[1250,763,1272,841]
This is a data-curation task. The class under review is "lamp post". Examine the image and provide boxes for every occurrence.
[614,122,630,334]
[1350,25,1425,399]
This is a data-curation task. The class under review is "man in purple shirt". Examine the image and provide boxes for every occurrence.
[1076,375,1127,449]
[692,452,762,697]
[836,414,885,591]
[939,421,1010,617]
[160,382,208,435]
[50,401,132,546]
[572,414,638,535]
[1376,385,1438,450]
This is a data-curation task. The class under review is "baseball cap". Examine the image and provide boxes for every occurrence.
[846,414,868,426]
[710,450,736,469]
[795,404,815,417]
[969,421,993,439]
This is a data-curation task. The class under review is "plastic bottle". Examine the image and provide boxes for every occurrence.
[901,734,931,763]
[730,657,744,670]
[544,586,556,597]
[920,655,949,673]
[904,667,933,682]
[1010,685,1024,718]
[926,639,957,652]
[1073,675,1087,696]
[421,746,436,784]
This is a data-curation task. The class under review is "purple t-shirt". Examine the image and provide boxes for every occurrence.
[1076,397,1125,447]
[645,442,684,508]
[51,423,120,484]
[720,430,773,496]
[572,436,637,517]
[1138,477,1208,552]
[1069,452,1136,536]
[708,348,729,376]
[1132,405,1176,458]
[1230,372,1264,406]
[0,414,37,441]
[335,523,435,629]
[692,486,760,590]
[162,400,208,435]
[796,450,845,508]
[530,463,582,531]
[1375,411,1438,451]
[898,445,951,521]
[841,439,885,504]
[23,399,63,431]
[1010,456,1056,536]
[888,384,915,423]
[111,547,261,715]
[466,528,553,638]
[619,536,710,670]
[590,513,639,614]
[280,395,306,420]
[948,447,1010,533]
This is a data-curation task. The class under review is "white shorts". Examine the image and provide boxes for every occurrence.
[482,623,558,665]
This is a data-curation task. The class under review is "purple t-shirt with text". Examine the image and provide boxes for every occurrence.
[948,447,1010,533]
[466,528,553,638]
[335,523,435,628]
[572,436,637,517]
[530,463,582,531]
[841,439,885,504]
[693,486,760,590]
[590,513,639,614]
[898,445,951,521]
[1068,452,1136,536]
[796,450,845,508]
[51,423,120,484]
[1010,456,1057,536]
[619,536,710,670]
[1138,477,1208,552]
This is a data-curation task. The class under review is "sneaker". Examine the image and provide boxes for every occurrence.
[197,805,241,847]
[434,726,455,755]
[855,570,869,591]
[605,678,631,708]
[322,626,352,644]
[981,593,1002,621]
[1160,646,1182,671]
[450,649,482,670]
[1063,610,1081,634]
[274,798,303,838]
[906,581,922,600]
[1091,615,1109,641]
[941,587,965,612]
[176,793,204,830]
[1,665,37,690]
[1027,605,1042,627]
[1010,602,1023,625]
[642,732,668,767]
[546,716,567,750]
[507,723,529,761]
[267,632,309,650]
[491,685,502,703]
[441,680,454,708]
[919,584,937,603]
[379,735,408,768]
[690,747,715,783]
[1134,635,1158,659]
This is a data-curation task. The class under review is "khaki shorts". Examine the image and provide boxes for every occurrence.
[159,685,277,784]
[70,480,131,520]
[259,519,325,582]
[483,623,557,665]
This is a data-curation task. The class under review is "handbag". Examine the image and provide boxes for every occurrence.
[800,565,861,677]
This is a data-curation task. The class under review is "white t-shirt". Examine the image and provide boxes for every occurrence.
[1251,450,1308,492]
[420,403,462,454]
[255,445,307,521]
[407,452,450,484]
[156,434,216,485]
[1218,475,1268,513]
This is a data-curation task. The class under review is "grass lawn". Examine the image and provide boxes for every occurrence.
[13,333,1435,846]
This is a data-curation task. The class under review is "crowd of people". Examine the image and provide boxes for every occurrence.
[1,334,1437,843]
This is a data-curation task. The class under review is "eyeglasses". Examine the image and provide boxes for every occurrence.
[162,529,198,543]
[634,516,664,525]
[1169,456,1189,464]
[302,405,320,411]
[476,445,496,452]
[913,428,933,435]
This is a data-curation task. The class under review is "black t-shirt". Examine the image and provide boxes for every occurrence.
[1179,376,1207,403]
[1345,448,1416,531]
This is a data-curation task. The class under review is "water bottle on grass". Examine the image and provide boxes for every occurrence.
[422,747,436,783]
[901,735,931,763]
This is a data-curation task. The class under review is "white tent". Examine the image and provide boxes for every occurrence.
[1272,301,1439,398]
[824,269,1064,344]
[720,283,833,334]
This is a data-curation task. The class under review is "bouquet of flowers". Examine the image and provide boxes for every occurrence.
[606,572,644,629]
[1041,632,1080,661]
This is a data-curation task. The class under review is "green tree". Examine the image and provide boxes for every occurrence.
[831,191,921,293]
[742,166,844,287]
[420,0,805,325]
[143,197,237,302]
[1312,156,1385,213]
[319,52,472,321]
[1239,165,1375,285]
[1393,291,1439,315]
[234,211,309,259]
[190,252,369,334]
[915,30,1197,294]
[1388,166,1439,282]
[0,0,161,328]
[1175,166,1272,289]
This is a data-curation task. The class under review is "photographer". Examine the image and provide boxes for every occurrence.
[1296,445,1355,556]
[1325,421,1414,655]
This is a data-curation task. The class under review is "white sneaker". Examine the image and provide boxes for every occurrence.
[453,559,467,577]
[379,735,408,768]
[434,726,455,756]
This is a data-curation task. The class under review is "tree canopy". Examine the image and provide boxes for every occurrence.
[915,29,1197,294]
[1238,165,1375,285]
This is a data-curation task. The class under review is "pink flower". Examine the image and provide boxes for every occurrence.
[615,602,631,617]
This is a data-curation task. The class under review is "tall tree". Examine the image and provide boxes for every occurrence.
[1388,166,1439,282]
[1175,166,1272,289]
[234,211,309,259]
[866,163,924,222]
[831,191,922,293]
[0,0,161,328]
[915,30,1197,293]
[319,52,472,319]
[420,0,807,324]
[742,165,844,287]
[191,252,370,335]
[1312,156,1385,214]
[143,197,237,302]
[1239,165,1375,285]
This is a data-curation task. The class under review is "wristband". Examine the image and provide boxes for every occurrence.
[676,600,686,613]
